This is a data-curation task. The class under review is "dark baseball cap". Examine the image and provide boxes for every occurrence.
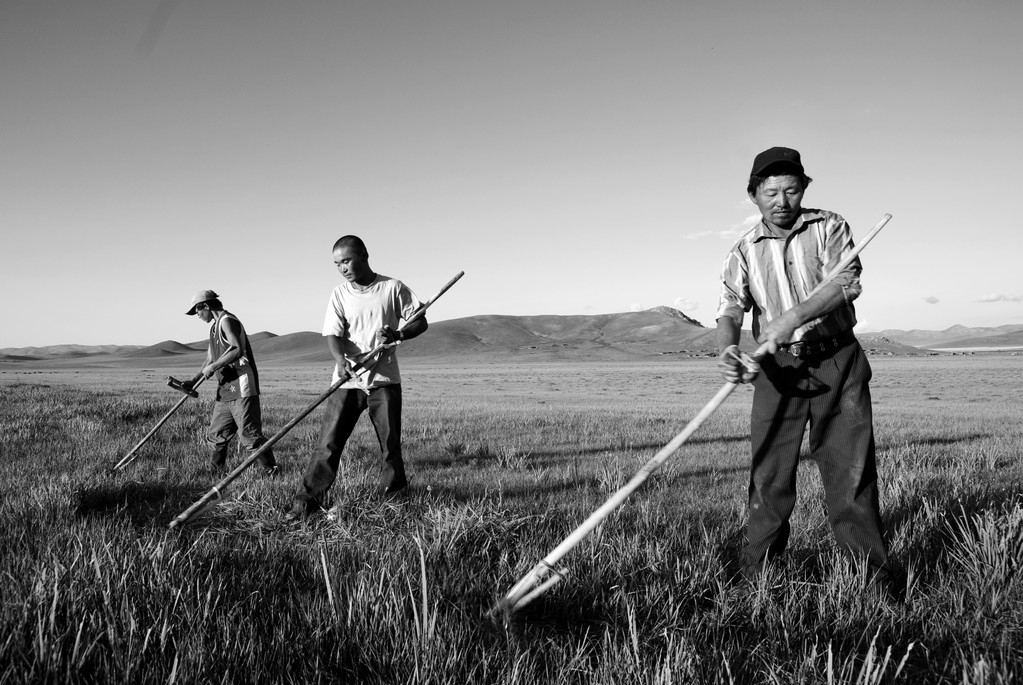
[750,147,805,176]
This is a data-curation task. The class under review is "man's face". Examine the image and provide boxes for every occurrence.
[749,174,804,230]
[333,245,372,284]
[195,304,213,323]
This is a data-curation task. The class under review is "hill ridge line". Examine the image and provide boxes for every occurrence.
[4,309,1023,361]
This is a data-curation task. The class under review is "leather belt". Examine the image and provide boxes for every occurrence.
[782,330,857,359]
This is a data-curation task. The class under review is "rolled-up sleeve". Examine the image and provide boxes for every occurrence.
[822,215,862,305]
[716,248,750,325]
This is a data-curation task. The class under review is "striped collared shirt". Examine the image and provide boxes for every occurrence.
[716,208,861,343]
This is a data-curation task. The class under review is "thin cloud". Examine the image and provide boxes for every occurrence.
[680,228,746,241]
[673,297,698,312]
[682,214,759,241]
[978,293,1022,303]
[727,213,762,238]
[924,296,940,304]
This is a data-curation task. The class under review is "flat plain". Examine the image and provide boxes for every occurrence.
[1,354,1021,683]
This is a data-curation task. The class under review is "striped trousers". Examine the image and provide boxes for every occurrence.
[741,339,889,580]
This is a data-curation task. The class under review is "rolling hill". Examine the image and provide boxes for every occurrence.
[120,340,205,358]
[10,308,1021,365]
[395,309,727,361]
[0,343,144,359]
[0,308,725,365]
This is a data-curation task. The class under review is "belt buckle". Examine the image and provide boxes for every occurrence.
[789,334,845,359]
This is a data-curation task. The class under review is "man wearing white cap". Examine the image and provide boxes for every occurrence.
[184,289,276,474]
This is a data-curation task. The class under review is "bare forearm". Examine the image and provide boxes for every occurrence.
[209,347,241,372]
[786,282,847,328]
[194,351,215,381]
[761,281,849,349]
[196,348,239,380]
[715,316,758,383]
[399,316,428,341]
[326,336,346,366]
[716,317,741,353]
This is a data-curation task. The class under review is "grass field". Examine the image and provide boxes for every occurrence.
[1,355,1021,683]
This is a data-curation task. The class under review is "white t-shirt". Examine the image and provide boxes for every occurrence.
[322,274,421,389]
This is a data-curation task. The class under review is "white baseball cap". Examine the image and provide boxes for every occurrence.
[186,289,218,315]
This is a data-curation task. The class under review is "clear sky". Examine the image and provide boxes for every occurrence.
[2,0,1021,347]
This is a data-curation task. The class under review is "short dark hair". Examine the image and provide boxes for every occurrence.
[204,298,223,311]
[747,173,813,195]
[333,235,368,257]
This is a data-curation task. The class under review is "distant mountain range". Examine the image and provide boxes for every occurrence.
[2,309,1021,364]
[872,324,1023,349]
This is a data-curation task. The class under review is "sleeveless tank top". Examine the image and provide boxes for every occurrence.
[209,312,260,401]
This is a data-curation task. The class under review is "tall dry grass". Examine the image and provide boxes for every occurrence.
[0,355,1021,683]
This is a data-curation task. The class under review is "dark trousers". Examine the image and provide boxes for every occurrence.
[207,396,275,468]
[741,340,888,579]
[294,384,405,506]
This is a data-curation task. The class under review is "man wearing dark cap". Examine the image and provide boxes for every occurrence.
[716,147,890,589]
[184,289,276,474]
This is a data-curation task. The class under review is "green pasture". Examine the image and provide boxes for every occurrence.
[0,356,1021,683]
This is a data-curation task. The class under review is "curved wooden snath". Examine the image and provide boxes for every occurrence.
[168,271,465,529]
[495,214,893,614]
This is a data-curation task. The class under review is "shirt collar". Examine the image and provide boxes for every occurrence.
[751,208,825,242]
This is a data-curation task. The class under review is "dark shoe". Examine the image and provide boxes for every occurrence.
[870,567,905,605]
[210,450,228,469]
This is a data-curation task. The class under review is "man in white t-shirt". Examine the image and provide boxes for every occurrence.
[287,235,428,519]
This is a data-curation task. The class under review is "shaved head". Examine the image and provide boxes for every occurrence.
[333,235,368,258]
